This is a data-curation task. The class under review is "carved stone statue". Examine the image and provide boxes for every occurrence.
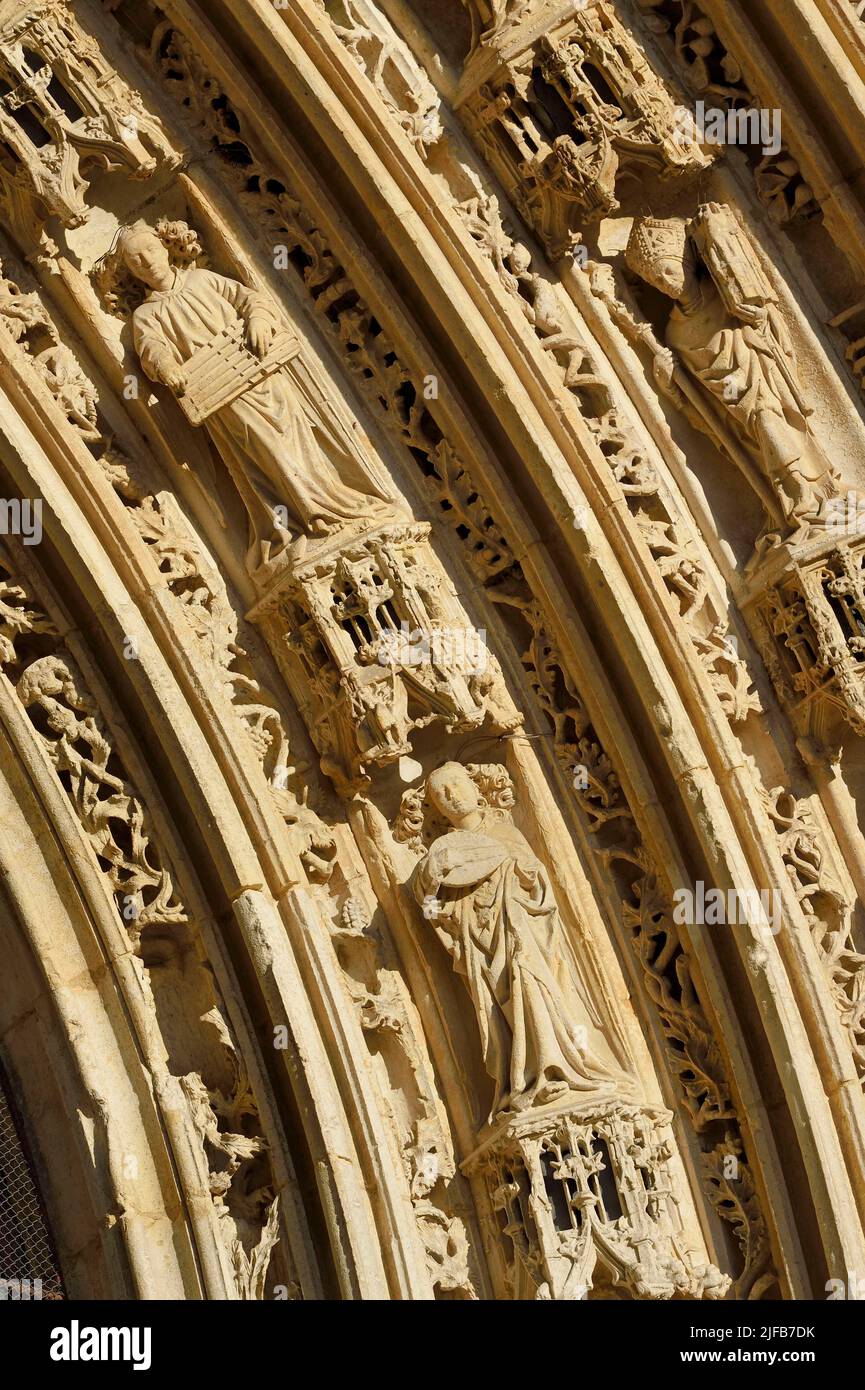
[98,219,392,571]
[625,202,839,534]
[411,761,626,1120]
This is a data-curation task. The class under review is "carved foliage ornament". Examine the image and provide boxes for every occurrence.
[0,547,279,1296]
[637,0,818,225]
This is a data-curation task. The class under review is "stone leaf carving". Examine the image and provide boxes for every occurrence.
[143,16,775,1291]
[405,1118,476,1298]
[0,549,280,1295]
[762,783,865,1084]
[636,0,818,226]
[324,0,442,151]
[16,651,188,934]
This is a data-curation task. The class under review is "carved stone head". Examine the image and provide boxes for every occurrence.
[94,217,204,317]
[426,761,484,829]
[394,762,516,852]
[116,223,173,291]
[625,215,690,299]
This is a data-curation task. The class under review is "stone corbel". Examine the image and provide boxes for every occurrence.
[463,1098,730,1300]
[248,520,521,795]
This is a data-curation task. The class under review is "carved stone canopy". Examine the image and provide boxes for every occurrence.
[0,0,172,236]
[742,525,865,746]
[457,1,710,258]
[252,523,519,794]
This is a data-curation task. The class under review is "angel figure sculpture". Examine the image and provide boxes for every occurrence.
[625,202,839,539]
[98,219,393,572]
[412,761,629,1122]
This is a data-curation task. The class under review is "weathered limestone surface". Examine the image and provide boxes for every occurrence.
[0,0,864,1302]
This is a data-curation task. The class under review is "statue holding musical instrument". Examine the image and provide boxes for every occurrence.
[97,219,392,571]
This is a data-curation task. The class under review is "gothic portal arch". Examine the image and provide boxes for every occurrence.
[0,0,863,1304]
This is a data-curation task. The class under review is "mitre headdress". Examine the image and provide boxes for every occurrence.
[625,215,689,281]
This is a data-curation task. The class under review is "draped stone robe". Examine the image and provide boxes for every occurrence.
[132,266,390,565]
[414,814,621,1119]
[666,282,834,520]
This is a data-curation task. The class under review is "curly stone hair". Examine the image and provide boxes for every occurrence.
[393,761,515,855]
[93,217,205,318]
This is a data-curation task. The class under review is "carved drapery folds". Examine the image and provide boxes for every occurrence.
[407,761,629,1119]
[0,242,336,885]
[98,217,394,574]
[0,0,174,248]
[97,215,522,796]
[460,0,551,54]
[454,195,757,724]
[2,0,848,1300]
[622,202,842,546]
[131,15,779,1291]
[394,760,728,1299]
[457,0,709,258]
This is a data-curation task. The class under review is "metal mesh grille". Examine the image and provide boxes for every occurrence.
[0,1062,64,1299]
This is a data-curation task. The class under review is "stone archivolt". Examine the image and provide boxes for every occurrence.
[0,541,283,1298]
[110,0,778,1295]
[0,0,862,1305]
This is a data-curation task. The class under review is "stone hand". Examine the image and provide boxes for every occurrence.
[652,347,686,406]
[162,364,188,396]
[247,317,275,358]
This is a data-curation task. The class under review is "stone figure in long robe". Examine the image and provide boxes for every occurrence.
[113,221,391,570]
[412,761,624,1120]
[625,202,838,532]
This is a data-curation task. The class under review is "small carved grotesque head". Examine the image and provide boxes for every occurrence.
[625,215,691,300]
[426,762,484,829]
